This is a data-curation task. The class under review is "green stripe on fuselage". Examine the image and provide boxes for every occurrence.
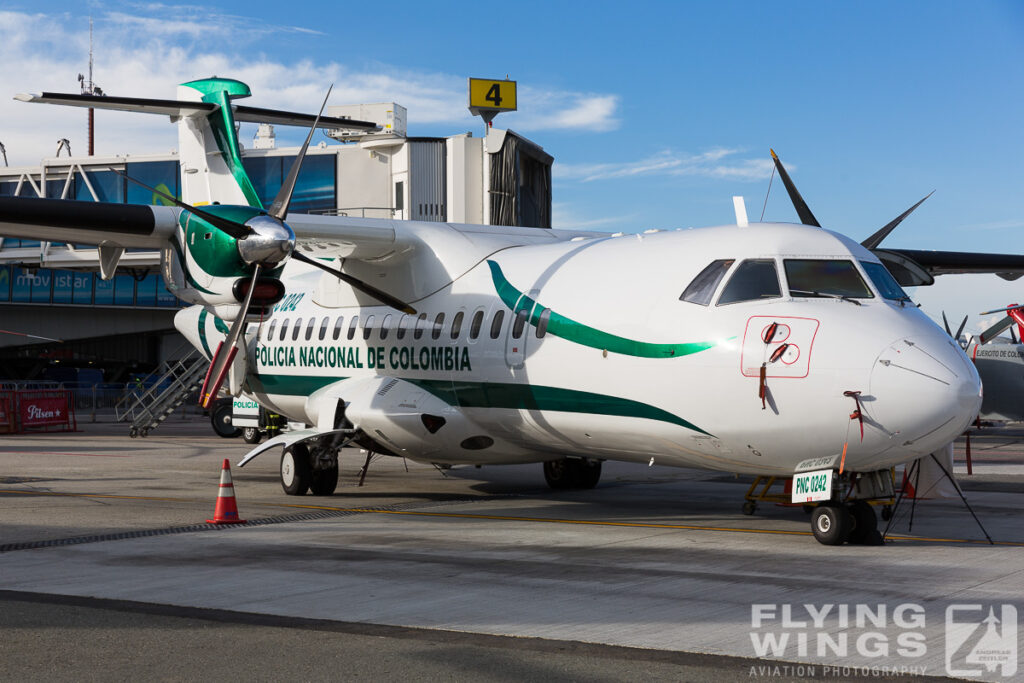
[247,372,712,435]
[246,373,343,396]
[487,260,716,358]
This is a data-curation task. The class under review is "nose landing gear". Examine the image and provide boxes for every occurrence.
[811,501,883,546]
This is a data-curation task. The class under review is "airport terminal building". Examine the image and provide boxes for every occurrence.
[0,109,552,387]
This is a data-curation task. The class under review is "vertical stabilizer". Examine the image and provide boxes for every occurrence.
[177,78,262,209]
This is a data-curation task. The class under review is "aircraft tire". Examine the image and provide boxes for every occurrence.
[310,464,339,496]
[281,445,311,496]
[573,459,602,489]
[847,501,883,545]
[543,458,602,490]
[811,504,852,546]
[210,400,241,438]
[543,459,574,490]
[242,427,262,444]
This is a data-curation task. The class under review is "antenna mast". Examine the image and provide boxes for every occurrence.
[77,17,103,156]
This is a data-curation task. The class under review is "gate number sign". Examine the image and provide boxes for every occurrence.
[468,78,517,112]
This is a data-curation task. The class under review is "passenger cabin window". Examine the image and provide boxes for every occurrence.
[681,259,735,305]
[279,319,290,341]
[305,318,316,341]
[717,260,782,305]
[347,316,359,340]
[414,313,427,340]
[450,312,464,339]
[292,317,303,341]
[380,314,392,340]
[860,261,911,302]
[396,314,409,340]
[318,317,329,341]
[490,310,505,339]
[469,310,484,339]
[332,316,344,341]
[432,312,445,340]
[267,319,277,341]
[363,315,375,340]
[785,260,873,299]
[536,308,551,338]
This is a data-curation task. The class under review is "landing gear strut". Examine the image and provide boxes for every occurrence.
[543,458,602,490]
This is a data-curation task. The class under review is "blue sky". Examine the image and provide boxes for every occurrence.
[1,1,1023,332]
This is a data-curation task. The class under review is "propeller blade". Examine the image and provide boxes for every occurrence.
[942,311,952,337]
[269,86,333,221]
[769,149,820,228]
[199,264,261,408]
[980,303,1023,316]
[860,191,934,250]
[291,250,416,314]
[979,315,1014,345]
[954,315,968,343]
[109,168,253,240]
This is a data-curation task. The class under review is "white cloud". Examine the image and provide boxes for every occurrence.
[551,202,634,231]
[0,8,621,166]
[555,148,774,183]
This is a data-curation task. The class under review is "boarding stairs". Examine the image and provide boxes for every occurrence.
[115,348,209,437]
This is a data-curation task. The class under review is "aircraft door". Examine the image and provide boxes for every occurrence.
[505,292,535,369]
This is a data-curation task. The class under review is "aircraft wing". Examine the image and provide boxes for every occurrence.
[875,248,1024,286]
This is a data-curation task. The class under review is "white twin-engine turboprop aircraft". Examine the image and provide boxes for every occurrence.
[3,78,1022,545]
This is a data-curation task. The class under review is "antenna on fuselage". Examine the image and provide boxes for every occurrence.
[733,196,748,227]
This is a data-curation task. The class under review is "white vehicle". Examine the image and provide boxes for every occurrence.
[231,397,262,443]
[3,78,1020,545]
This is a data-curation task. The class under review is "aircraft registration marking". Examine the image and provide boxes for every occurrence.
[791,468,833,503]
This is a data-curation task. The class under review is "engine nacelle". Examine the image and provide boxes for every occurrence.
[304,376,530,465]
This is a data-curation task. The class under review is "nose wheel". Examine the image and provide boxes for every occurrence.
[811,501,883,545]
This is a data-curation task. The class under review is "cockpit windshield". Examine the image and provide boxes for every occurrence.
[784,260,873,299]
[860,261,913,303]
[717,259,782,305]
[680,259,734,305]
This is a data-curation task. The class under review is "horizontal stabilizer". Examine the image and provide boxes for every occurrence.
[14,92,380,131]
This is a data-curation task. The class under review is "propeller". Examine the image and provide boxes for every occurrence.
[768,149,932,250]
[111,86,416,407]
[860,191,934,250]
[199,263,261,408]
[978,303,1024,345]
[769,149,820,227]
[941,311,969,349]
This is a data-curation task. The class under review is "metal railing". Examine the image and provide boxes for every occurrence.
[310,207,396,219]
[114,348,209,436]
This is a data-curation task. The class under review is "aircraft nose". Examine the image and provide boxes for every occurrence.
[867,335,981,454]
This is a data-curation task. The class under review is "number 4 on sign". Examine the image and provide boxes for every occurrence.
[485,83,502,107]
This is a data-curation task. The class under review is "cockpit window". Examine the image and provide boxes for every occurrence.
[680,259,735,305]
[860,261,912,302]
[784,259,873,299]
[717,259,782,305]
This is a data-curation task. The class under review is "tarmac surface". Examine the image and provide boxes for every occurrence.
[1,419,1022,681]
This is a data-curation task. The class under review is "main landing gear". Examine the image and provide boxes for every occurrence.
[543,458,602,490]
[811,501,883,546]
[280,443,339,496]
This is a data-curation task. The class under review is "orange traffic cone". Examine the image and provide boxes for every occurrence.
[207,458,246,524]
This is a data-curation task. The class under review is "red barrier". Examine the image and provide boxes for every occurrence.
[12,390,77,433]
